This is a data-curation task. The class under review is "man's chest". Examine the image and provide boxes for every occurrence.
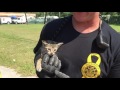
[56,37,111,78]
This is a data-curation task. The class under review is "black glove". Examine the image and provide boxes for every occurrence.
[41,54,61,77]
[55,70,70,78]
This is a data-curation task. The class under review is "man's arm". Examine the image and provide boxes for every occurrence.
[107,33,120,78]
[107,50,120,78]
[33,24,48,54]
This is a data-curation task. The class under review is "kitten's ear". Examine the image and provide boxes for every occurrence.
[57,42,63,47]
[42,40,47,45]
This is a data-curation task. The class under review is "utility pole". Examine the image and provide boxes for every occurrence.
[58,12,61,18]
[44,12,47,24]
[44,12,46,17]
[25,12,28,24]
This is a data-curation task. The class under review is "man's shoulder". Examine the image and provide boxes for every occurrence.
[42,16,72,33]
[45,16,71,28]
[40,18,63,36]
[102,21,120,37]
[40,16,72,40]
[102,21,120,49]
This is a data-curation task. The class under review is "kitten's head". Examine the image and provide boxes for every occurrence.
[42,40,63,56]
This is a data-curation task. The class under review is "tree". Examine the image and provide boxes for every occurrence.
[101,12,119,15]
[35,12,72,17]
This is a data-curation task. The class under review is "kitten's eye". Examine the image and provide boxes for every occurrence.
[54,49,56,51]
[47,49,51,51]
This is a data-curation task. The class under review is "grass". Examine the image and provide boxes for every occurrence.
[110,24,120,32]
[0,23,119,76]
[0,24,44,76]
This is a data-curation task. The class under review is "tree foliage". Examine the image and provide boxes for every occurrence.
[35,12,72,17]
[101,12,120,15]
[35,12,120,17]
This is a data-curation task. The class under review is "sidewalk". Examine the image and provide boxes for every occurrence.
[0,66,37,78]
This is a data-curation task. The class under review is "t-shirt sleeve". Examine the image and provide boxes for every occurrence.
[108,52,120,78]
[33,18,63,54]
[107,33,120,78]
[33,19,63,78]
[33,24,47,54]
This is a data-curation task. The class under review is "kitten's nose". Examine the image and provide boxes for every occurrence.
[49,53,53,56]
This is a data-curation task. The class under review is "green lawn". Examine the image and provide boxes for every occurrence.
[110,24,120,32]
[0,24,44,76]
[0,24,119,76]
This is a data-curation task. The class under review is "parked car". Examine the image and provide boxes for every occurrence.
[0,17,12,24]
[12,16,26,24]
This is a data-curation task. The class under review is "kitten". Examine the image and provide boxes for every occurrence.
[36,40,63,72]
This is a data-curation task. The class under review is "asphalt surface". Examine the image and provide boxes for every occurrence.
[0,66,37,78]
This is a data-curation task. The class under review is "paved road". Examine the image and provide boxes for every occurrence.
[0,66,37,78]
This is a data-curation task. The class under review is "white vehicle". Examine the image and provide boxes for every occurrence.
[12,16,26,24]
[0,17,12,24]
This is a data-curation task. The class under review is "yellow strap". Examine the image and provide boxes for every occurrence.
[87,53,101,65]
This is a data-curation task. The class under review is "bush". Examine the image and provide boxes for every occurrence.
[102,15,120,24]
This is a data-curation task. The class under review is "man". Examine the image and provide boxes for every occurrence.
[34,12,120,78]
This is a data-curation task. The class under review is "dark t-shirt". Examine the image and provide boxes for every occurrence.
[34,16,120,78]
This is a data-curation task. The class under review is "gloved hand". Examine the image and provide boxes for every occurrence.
[41,54,61,77]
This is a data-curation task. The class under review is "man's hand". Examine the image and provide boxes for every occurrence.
[55,70,70,78]
[41,54,61,77]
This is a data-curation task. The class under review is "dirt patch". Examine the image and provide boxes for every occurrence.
[0,66,37,78]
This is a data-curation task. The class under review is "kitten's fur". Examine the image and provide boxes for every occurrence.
[36,40,63,72]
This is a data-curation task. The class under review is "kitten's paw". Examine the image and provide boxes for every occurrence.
[36,59,42,72]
